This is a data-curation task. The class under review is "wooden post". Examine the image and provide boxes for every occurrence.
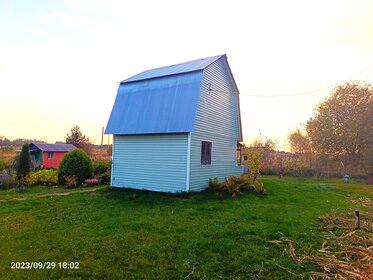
[368,174,373,185]
[101,127,104,147]
[355,210,360,229]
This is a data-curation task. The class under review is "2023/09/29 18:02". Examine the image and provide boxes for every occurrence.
[10,262,79,270]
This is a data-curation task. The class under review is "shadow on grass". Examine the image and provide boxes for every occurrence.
[100,185,267,207]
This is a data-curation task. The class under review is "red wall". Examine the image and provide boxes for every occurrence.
[42,152,66,169]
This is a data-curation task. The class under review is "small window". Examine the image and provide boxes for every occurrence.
[201,141,212,165]
[47,152,55,159]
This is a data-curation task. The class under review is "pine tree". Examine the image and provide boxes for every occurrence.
[17,143,31,179]
[66,125,90,148]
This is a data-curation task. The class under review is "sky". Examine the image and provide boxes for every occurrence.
[1,0,373,150]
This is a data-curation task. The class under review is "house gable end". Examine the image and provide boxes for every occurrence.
[189,56,243,191]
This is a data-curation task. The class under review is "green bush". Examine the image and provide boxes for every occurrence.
[208,177,224,190]
[30,170,58,186]
[58,149,93,185]
[93,160,111,184]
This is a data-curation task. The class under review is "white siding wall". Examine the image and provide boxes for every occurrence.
[189,58,242,191]
[112,134,188,193]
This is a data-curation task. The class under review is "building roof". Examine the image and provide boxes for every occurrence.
[29,143,76,152]
[122,55,223,83]
[105,55,226,135]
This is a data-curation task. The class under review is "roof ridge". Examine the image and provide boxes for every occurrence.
[121,54,225,84]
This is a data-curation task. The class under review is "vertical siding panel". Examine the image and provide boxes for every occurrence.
[112,134,188,193]
[190,58,242,191]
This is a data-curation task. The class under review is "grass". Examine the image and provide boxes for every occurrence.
[0,176,372,279]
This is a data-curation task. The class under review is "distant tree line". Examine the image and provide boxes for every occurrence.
[0,137,45,147]
[246,81,373,178]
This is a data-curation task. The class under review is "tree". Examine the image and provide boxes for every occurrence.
[0,136,11,146]
[306,81,373,173]
[66,125,91,149]
[288,129,310,154]
[247,137,277,175]
[247,149,263,179]
[17,143,31,179]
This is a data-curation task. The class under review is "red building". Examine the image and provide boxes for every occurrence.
[29,143,76,170]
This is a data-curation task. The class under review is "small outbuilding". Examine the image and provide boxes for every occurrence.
[29,143,76,170]
[105,54,244,192]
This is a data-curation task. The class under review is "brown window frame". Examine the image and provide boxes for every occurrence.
[201,141,212,165]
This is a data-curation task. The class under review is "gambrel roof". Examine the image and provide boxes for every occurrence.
[105,54,238,135]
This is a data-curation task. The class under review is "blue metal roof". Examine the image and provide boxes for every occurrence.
[122,55,223,83]
[29,143,76,152]
[106,55,224,135]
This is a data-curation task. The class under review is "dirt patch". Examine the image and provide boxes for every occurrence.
[11,197,27,201]
[0,187,102,203]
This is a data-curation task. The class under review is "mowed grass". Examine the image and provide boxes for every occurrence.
[0,176,372,279]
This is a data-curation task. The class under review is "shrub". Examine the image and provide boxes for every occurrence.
[282,157,310,177]
[0,170,16,189]
[16,143,31,179]
[0,158,8,171]
[247,149,263,178]
[208,177,224,190]
[253,179,266,195]
[225,175,251,197]
[58,149,93,186]
[30,170,58,186]
[208,174,262,197]
[15,175,30,192]
[93,160,111,184]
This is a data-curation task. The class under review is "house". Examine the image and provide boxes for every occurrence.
[105,54,244,193]
[29,143,76,170]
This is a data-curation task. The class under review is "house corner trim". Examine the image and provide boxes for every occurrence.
[186,132,192,192]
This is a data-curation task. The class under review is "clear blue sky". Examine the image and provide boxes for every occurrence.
[1,0,373,150]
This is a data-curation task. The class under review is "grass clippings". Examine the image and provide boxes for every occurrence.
[351,197,373,207]
[271,198,373,279]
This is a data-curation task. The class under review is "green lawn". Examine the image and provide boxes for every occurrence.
[0,176,372,279]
